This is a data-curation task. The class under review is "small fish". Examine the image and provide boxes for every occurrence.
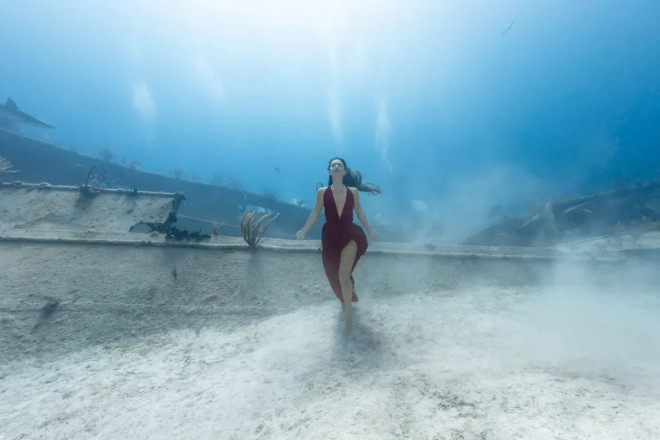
[272,166,280,173]
[501,19,515,36]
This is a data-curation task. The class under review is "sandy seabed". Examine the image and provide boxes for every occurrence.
[2,284,659,440]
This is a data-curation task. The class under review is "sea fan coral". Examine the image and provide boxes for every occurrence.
[241,211,279,247]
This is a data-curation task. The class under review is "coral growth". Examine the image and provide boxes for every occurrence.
[98,147,117,162]
[79,166,105,196]
[241,211,279,247]
[210,171,241,189]
[169,168,184,180]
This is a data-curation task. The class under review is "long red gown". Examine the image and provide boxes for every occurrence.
[321,187,368,303]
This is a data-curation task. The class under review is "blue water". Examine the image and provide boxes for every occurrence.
[1,0,659,241]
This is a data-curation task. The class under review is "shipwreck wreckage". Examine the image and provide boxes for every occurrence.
[0,128,322,241]
[466,180,660,252]
[4,125,658,248]
[2,130,660,364]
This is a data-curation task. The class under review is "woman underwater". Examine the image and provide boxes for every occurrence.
[296,157,381,334]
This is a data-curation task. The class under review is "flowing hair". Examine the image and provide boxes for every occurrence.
[322,157,382,195]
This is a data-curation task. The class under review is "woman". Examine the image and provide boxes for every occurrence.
[296,157,380,334]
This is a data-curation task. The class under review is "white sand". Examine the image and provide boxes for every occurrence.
[2,284,659,440]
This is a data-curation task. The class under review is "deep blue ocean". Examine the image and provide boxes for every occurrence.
[1,0,658,241]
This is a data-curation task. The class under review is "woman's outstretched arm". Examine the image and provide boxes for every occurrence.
[296,188,325,239]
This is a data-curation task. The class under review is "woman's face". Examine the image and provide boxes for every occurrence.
[328,159,346,176]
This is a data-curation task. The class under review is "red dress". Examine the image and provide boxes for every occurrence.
[322,187,368,303]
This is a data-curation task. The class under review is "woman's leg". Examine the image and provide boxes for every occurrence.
[339,240,358,334]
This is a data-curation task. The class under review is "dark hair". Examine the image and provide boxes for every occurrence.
[325,157,381,195]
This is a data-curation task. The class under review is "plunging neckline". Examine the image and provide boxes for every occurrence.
[330,186,349,219]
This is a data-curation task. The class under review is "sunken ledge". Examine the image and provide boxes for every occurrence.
[0,180,184,235]
[0,180,642,262]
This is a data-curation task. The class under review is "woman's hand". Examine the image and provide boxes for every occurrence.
[296,230,306,240]
[368,228,377,239]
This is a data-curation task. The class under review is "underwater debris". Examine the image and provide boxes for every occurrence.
[241,211,279,247]
[32,299,59,331]
[171,264,178,280]
[164,226,210,241]
[0,156,17,173]
[466,179,660,246]
[134,215,211,242]
[40,299,59,320]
